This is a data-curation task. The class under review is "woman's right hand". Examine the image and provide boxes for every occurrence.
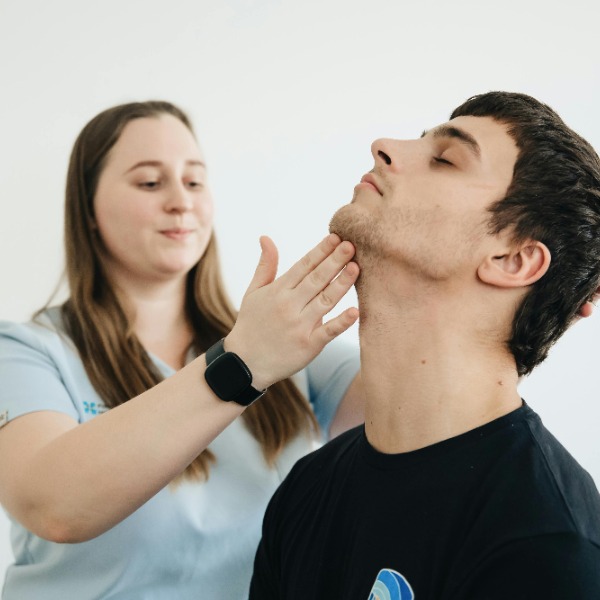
[226,234,360,391]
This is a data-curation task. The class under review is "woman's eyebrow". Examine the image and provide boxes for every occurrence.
[125,159,206,174]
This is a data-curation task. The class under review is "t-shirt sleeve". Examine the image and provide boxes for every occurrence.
[305,336,360,435]
[0,320,80,425]
[248,476,288,599]
[454,533,600,599]
[249,529,280,599]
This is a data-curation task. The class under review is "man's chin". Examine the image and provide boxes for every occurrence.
[328,203,354,240]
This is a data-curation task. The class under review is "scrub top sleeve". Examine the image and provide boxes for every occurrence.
[306,336,360,435]
[0,321,80,425]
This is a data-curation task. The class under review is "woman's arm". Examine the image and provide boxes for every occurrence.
[0,235,359,543]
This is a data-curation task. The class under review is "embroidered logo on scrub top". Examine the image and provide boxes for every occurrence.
[368,568,414,600]
[83,401,107,416]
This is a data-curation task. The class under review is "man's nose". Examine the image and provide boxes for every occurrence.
[370,138,416,173]
[371,139,393,167]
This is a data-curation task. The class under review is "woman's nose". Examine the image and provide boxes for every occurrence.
[165,183,192,213]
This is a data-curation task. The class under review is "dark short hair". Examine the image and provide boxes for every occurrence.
[451,92,600,376]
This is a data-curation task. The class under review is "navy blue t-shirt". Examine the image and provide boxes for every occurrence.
[250,403,600,599]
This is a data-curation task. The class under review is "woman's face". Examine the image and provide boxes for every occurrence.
[93,114,214,288]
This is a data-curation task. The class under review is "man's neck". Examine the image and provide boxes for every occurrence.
[357,268,522,454]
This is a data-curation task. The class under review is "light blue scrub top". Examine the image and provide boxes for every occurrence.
[0,308,360,599]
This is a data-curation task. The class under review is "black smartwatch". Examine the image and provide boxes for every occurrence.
[204,338,266,406]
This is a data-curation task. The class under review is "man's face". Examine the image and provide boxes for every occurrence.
[330,116,519,281]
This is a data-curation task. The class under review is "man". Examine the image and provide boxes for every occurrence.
[249,92,600,599]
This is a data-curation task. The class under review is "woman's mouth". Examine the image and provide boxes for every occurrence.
[160,228,194,241]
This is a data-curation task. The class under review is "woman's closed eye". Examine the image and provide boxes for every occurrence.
[186,180,204,189]
[433,156,453,166]
[139,180,161,190]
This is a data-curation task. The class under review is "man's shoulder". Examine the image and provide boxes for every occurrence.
[465,405,600,550]
[456,532,600,598]
[293,424,363,475]
[521,411,600,541]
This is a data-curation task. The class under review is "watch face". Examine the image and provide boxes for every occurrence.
[205,353,252,401]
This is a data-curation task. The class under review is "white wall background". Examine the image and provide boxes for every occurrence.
[1,0,599,584]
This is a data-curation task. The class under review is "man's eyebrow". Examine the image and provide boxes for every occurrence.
[125,159,206,174]
[420,125,481,158]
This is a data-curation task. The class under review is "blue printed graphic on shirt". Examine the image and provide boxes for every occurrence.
[368,568,414,600]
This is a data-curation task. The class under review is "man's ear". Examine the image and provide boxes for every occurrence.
[477,240,551,288]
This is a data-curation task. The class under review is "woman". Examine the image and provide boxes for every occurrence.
[0,101,362,599]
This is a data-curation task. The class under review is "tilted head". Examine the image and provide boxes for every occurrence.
[451,91,600,375]
[64,100,217,299]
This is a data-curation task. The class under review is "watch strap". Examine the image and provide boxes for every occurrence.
[206,338,227,364]
[205,338,266,406]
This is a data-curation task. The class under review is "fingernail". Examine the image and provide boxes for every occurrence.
[340,241,354,254]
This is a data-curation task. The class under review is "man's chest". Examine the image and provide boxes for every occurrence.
[277,468,485,599]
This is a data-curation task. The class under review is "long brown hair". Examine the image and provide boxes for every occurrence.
[56,100,318,480]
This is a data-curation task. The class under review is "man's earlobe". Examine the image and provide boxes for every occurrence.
[477,241,551,288]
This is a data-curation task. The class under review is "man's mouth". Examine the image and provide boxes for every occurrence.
[358,173,383,196]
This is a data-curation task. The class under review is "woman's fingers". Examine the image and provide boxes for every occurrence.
[302,261,360,322]
[279,234,343,289]
[577,285,600,319]
[312,307,360,347]
[293,241,356,307]
[228,234,360,391]
[245,236,279,295]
